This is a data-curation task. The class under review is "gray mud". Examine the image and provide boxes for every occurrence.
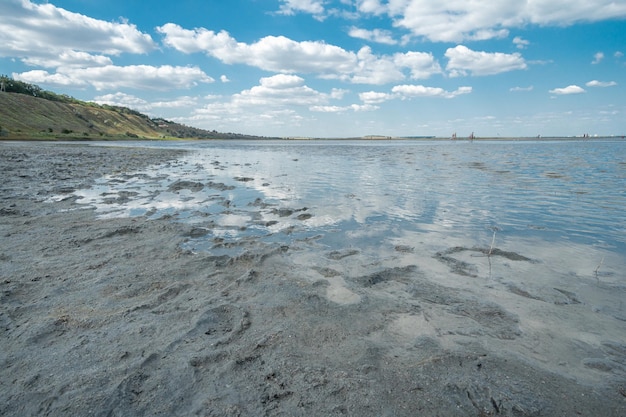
[1,142,625,416]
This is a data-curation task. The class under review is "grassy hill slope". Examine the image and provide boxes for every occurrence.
[0,93,166,139]
[0,79,275,140]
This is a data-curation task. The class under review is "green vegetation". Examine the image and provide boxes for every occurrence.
[0,75,81,104]
[0,75,278,140]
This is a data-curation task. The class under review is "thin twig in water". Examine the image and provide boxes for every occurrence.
[488,229,497,257]
[594,256,605,284]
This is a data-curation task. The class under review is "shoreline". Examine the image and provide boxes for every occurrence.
[2,135,625,142]
[1,142,625,416]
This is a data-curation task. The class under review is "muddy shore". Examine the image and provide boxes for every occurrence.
[1,142,625,416]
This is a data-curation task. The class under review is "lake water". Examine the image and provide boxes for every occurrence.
[74,139,625,257]
[55,138,626,383]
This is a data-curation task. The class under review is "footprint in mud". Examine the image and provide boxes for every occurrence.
[103,304,252,415]
[583,341,626,374]
[506,284,581,305]
[448,300,521,340]
[407,279,521,340]
[353,265,418,287]
[186,304,251,346]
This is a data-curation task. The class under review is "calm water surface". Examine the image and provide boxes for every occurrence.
[77,139,625,265]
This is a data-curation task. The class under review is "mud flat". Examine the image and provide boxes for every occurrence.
[1,141,625,416]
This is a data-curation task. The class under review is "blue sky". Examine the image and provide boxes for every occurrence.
[2,0,625,137]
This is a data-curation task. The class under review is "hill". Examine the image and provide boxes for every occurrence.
[0,77,274,140]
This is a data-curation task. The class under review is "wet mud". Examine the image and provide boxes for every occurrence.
[1,142,625,416]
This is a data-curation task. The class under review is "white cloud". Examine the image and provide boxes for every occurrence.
[586,80,617,87]
[592,52,605,64]
[350,104,379,112]
[14,65,213,91]
[0,0,155,61]
[150,96,200,109]
[232,74,330,107]
[348,27,397,45]
[359,91,394,104]
[369,1,626,42]
[615,51,624,58]
[394,51,442,79]
[309,104,379,113]
[392,84,472,99]
[158,24,357,75]
[220,75,230,83]
[445,45,527,76]
[349,46,405,84]
[330,88,349,100]
[92,92,151,110]
[357,0,387,15]
[278,0,325,17]
[22,50,113,69]
[158,24,441,85]
[12,70,80,87]
[510,86,534,92]
[549,85,586,95]
[513,36,530,49]
[310,105,348,113]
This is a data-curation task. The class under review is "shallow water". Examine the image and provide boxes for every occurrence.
[71,139,625,256]
[51,139,626,384]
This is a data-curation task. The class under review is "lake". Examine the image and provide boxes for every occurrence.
[73,139,625,257]
[51,138,626,387]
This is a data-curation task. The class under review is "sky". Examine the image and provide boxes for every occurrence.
[1,0,625,138]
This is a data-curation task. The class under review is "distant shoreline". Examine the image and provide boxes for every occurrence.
[2,135,624,142]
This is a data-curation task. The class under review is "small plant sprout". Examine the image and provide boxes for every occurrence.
[594,256,605,284]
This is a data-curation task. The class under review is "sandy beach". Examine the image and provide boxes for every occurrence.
[1,141,625,416]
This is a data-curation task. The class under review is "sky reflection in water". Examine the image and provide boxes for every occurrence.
[70,139,625,263]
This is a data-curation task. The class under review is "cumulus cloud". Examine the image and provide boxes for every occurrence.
[158,24,357,75]
[586,80,617,87]
[185,75,349,130]
[513,36,530,49]
[445,45,527,76]
[0,0,155,61]
[232,74,330,107]
[510,86,534,92]
[22,50,113,69]
[359,91,394,104]
[392,84,472,99]
[592,52,605,64]
[549,85,586,95]
[349,46,405,84]
[309,104,379,113]
[14,65,213,91]
[278,0,325,18]
[92,92,151,110]
[394,51,442,79]
[363,1,626,42]
[310,105,348,113]
[12,70,80,87]
[356,84,472,105]
[357,0,387,15]
[348,27,397,45]
[158,23,442,84]
[93,92,199,113]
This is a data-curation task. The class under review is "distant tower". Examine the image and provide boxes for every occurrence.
[0,80,5,92]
